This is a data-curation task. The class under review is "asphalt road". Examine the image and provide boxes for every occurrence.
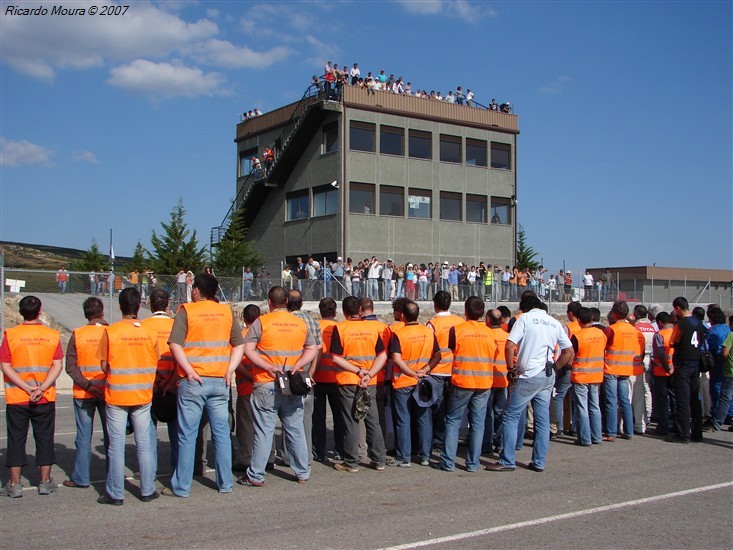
[1,393,732,549]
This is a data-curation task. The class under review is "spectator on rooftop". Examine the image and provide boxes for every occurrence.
[350,63,360,85]
[466,89,474,107]
[456,86,464,105]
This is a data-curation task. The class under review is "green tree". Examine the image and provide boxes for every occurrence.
[213,206,263,278]
[76,239,107,271]
[516,224,540,271]
[128,240,148,273]
[149,199,207,275]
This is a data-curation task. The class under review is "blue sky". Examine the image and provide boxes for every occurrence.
[1,0,731,273]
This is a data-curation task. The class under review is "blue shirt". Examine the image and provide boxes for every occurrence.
[448,270,459,285]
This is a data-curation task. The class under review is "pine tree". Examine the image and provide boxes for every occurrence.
[76,239,107,271]
[128,240,148,273]
[149,199,207,275]
[516,224,540,271]
[213,206,263,278]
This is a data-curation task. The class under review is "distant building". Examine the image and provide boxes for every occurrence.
[588,266,733,307]
[213,85,519,270]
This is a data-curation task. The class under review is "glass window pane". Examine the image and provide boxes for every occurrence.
[490,197,512,224]
[409,130,431,159]
[313,187,337,217]
[440,135,461,163]
[408,189,431,219]
[349,183,375,214]
[466,194,487,223]
[466,139,487,167]
[380,186,404,217]
[380,126,404,156]
[440,191,462,221]
[323,123,338,154]
[287,193,309,221]
[491,142,511,169]
[350,123,375,152]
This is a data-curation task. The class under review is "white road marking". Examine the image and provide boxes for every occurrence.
[380,481,733,550]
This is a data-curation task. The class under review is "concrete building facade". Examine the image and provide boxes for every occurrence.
[220,86,519,271]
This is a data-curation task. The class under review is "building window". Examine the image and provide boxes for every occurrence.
[349,182,375,214]
[439,134,462,163]
[287,191,309,221]
[490,197,512,224]
[380,185,404,217]
[466,138,487,167]
[408,188,431,219]
[313,185,338,217]
[239,147,257,177]
[409,130,432,160]
[380,125,404,156]
[350,121,375,152]
[440,191,462,221]
[323,122,338,154]
[491,142,512,169]
[466,194,487,223]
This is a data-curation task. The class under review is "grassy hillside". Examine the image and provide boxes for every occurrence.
[0,241,130,270]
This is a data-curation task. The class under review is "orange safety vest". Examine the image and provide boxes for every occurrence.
[180,300,233,378]
[604,321,644,377]
[391,323,436,389]
[334,319,385,387]
[104,320,158,406]
[314,319,338,384]
[652,328,674,377]
[141,315,175,391]
[571,327,607,384]
[565,319,580,341]
[489,326,509,388]
[236,326,254,396]
[252,310,307,384]
[364,319,390,383]
[384,321,405,382]
[451,320,497,390]
[3,324,60,405]
[72,324,107,400]
[427,313,463,376]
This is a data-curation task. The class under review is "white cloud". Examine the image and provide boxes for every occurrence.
[540,75,571,94]
[206,8,220,19]
[186,39,291,69]
[71,150,99,164]
[0,137,53,167]
[397,0,496,21]
[107,60,226,99]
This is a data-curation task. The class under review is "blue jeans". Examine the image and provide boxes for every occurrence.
[392,387,432,463]
[351,281,361,298]
[418,281,428,300]
[243,281,252,300]
[429,375,450,450]
[573,383,602,444]
[441,386,490,471]
[482,387,507,452]
[652,375,673,434]
[105,402,156,500]
[712,376,733,429]
[499,372,554,469]
[71,398,109,486]
[552,368,573,433]
[171,377,232,495]
[603,374,632,437]
[246,383,309,483]
[367,279,379,301]
[501,281,510,300]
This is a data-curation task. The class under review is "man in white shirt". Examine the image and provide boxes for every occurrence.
[367,257,382,301]
[487,295,574,473]
[349,63,360,86]
[445,91,455,104]
[583,270,594,302]
[466,89,475,107]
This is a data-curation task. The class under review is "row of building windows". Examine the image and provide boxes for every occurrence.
[286,183,513,224]
[325,122,512,169]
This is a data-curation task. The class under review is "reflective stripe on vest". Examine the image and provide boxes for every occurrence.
[253,310,307,384]
[391,323,435,389]
[428,314,463,376]
[652,328,674,377]
[103,321,158,406]
[333,319,384,387]
[180,301,233,378]
[605,322,643,377]
[3,324,60,405]
[490,327,509,388]
[450,321,496,390]
[315,319,339,384]
[572,327,607,384]
[141,315,176,391]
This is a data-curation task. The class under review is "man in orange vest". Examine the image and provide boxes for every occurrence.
[140,289,179,471]
[390,301,441,468]
[97,288,159,505]
[1,296,63,498]
[425,290,463,451]
[165,273,246,497]
[570,307,607,446]
[651,311,675,435]
[603,300,645,441]
[482,308,509,454]
[240,286,317,486]
[330,296,389,472]
[439,297,496,471]
[360,297,391,444]
[63,297,109,489]
[312,297,345,462]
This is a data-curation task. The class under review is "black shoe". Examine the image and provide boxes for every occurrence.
[485,463,515,472]
[140,491,159,503]
[97,494,123,506]
[664,435,689,444]
[528,463,544,472]
[265,462,275,471]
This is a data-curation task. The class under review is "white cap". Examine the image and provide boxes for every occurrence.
[458,262,463,267]
[443,261,448,265]
[337,257,343,261]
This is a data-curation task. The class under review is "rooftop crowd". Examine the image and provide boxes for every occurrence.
[2,273,730,501]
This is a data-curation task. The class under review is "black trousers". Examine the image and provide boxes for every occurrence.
[6,402,56,467]
[671,362,703,441]
[312,382,345,459]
